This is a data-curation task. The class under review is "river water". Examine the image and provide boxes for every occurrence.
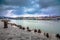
[10,20,60,34]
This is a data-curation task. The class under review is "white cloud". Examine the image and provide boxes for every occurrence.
[31,0,39,4]
[31,1,35,4]
[33,4,40,8]
[5,9,49,17]
[3,9,49,17]
[24,7,35,12]
[6,10,17,17]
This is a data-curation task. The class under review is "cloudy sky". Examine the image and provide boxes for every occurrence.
[0,0,60,17]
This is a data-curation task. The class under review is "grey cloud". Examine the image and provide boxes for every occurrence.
[0,0,31,7]
[40,6,60,16]
[39,0,60,8]
[0,11,6,16]
[0,0,60,16]
[38,0,60,16]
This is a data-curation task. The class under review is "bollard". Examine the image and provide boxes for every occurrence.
[1,20,10,28]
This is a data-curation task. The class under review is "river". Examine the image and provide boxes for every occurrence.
[10,20,60,34]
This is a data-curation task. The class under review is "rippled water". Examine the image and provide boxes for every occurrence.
[10,20,60,34]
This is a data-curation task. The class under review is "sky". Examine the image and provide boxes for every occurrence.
[0,0,60,17]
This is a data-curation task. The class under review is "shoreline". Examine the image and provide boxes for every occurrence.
[0,20,60,40]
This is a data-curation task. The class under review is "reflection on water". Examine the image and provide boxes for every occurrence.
[10,20,60,34]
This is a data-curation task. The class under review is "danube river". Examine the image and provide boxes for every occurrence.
[10,20,60,34]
